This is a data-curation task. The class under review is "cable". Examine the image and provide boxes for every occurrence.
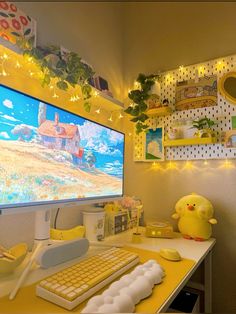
[54,208,60,229]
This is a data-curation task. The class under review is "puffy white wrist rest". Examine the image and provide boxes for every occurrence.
[36,238,89,268]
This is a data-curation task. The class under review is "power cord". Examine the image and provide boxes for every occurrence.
[54,208,60,229]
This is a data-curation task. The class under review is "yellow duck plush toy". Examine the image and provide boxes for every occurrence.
[172,193,217,241]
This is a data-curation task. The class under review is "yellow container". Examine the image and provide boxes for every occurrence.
[0,243,28,275]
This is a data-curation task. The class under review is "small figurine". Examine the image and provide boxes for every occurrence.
[172,193,217,241]
[162,98,169,107]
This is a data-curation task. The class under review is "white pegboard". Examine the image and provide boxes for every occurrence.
[134,55,236,161]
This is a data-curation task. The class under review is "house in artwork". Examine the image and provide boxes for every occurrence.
[38,109,81,164]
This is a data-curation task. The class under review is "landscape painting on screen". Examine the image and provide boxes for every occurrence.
[0,85,124,207]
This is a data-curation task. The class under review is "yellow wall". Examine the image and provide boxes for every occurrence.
[17,2,124,101]
[123,4,236,311]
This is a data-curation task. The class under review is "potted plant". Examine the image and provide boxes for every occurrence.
[124,73,160,134]
[17,38,95,112]
[192,117,217,138]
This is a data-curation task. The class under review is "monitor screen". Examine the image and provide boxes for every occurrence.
[0,84,124,212]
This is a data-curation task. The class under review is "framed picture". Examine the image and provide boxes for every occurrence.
[175,75,217,111]
[144,127,164,161]
[232,116,236,129]
[0,1,36,51]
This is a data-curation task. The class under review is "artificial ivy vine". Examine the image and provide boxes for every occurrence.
[125,73,160,134]
[17,38,95,112]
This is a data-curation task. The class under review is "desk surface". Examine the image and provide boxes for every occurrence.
[103,228,216,312]
[0,229,216,313]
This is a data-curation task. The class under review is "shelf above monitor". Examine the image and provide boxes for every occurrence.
[0,44,123,113]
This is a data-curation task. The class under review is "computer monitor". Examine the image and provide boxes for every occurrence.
[0,84,124,216]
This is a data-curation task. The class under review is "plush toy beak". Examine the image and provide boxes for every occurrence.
[187,205,194,211]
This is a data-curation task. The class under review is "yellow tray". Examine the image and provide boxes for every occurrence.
[0,246,195,313]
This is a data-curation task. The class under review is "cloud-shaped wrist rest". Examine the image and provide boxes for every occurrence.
[81,259,165,313]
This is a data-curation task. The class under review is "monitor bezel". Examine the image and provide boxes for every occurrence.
[0,83,125,214]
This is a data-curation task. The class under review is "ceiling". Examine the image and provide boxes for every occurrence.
[123,2,236,83]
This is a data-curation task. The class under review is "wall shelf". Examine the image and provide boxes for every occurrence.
[164,137,217,147]
[0,45,123,114]
[91,87,123,111]
[147,106,172,117]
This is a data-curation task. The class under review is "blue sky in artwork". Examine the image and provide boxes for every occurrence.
[0,85,124,177]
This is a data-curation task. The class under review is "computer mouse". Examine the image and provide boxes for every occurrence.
[159,248,181,261]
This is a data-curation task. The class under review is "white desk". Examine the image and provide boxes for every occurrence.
[103,228,216,313]
[0,229,215,313]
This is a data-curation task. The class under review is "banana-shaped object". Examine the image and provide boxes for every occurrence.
[50,225,85,240]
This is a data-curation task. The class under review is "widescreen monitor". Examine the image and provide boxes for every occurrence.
[0,84,124,214]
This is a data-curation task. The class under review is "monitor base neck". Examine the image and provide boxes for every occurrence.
[34,209,51,243]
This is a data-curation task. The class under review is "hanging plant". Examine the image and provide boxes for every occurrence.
[17,38,95,112]
[125,73,160,134]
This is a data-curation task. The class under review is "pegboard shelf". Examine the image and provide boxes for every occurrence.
[147,107,172,117]
[164,137,217,147]
[134,54,236,160]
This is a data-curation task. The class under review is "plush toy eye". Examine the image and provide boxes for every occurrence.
[187,203,189,206]
[193,204,196,206]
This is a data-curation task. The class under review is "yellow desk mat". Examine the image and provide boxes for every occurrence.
[0,246,195,313]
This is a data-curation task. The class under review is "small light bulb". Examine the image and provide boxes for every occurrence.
[93,90,99,97]
[204,160,208,166]
[108,114,113,122]
[15,61,21,68]
[3,53,9,60]
[179,65,184,71]
[49,85,54,90]
[119,113,123,119]
[128,132,132,136]
[95,108,101,114]
[52,93,59,98]
[1,70,7,76]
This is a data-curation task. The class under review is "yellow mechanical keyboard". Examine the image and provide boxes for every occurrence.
[36,247,139,310]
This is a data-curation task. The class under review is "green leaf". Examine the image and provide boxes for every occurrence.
[11,32,21,37]
[131,116,140,123]
[56,59,67,69]
[56,80,68,90]
[84,101,91,112]
[139,113,149,122]
[0,12,8,17]
[8,13,15,17]
[24,29,31,36]
[66,74,78,85]
[41,74,51,87]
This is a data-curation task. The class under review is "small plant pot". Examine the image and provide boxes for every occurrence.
[132,232,142,244]
[195,129,214,138]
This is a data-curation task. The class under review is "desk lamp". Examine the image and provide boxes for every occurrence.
[132,204,143,243]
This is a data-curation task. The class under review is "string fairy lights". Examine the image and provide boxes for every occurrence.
[108,112,113,122]
[0,45,129,128]
[95,107,101,114]
[0,52,9,76]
